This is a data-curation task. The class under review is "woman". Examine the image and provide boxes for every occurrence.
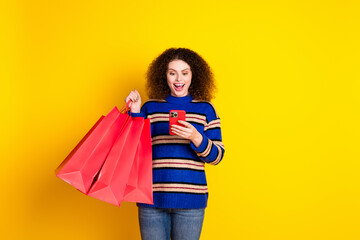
[125,48,225,240]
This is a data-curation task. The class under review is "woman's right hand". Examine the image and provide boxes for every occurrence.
[125,89,142,113]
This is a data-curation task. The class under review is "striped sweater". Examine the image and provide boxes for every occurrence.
[131,94,225,209]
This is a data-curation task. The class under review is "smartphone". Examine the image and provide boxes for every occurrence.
[169,110,186,135]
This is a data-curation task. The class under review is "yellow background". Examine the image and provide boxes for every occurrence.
[1,0,359,239]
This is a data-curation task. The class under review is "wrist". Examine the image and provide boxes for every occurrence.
[192,132,203,148]
[131,107,141,113]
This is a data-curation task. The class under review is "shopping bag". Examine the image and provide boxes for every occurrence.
[122,117,153,204]
[55,105,129,193]
[87,116,153,206]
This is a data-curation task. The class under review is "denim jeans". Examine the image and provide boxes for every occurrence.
[138,207,205,240]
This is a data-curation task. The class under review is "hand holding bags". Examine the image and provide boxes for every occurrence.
[55,103,153,206]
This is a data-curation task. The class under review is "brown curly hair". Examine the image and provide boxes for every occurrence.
[146,48,217,101]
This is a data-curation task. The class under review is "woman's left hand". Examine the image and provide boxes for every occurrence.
[171,120,203,148]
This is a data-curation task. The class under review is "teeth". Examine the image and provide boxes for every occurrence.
[175,84,185,87]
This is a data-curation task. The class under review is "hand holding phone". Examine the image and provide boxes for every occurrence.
[169,110,186,135]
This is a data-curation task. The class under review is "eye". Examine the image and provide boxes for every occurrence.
[183,72,188,75]
[169,72,175,75]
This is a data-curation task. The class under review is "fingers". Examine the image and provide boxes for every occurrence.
[170,125,188,136]
[134,89,141,101]
[171,121,193,131]
[124,89,142,113]
[125,89,141,103]
[171,121,200,142]
[171,124,188,132]
[170,128,185,137]
[129,91,138,102]
[171,124,192,138]
[177,120,190,127]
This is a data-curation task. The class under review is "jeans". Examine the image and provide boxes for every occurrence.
[138,207,205,240]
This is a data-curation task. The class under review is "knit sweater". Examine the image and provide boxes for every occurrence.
[130,94,225,209]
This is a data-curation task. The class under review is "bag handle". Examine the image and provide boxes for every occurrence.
[119,100,133,113]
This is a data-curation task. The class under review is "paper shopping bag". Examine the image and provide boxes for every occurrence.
[87,116,153,206]
[122,118,153,204]
[55,106,129,193]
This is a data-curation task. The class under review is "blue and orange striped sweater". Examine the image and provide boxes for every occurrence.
[131,94,225,209]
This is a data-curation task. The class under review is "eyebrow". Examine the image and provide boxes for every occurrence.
[168,68,190,71]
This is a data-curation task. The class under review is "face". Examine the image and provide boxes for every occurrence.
[167,59,192,97]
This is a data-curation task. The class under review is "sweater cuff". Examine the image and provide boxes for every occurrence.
[129,111,144,118]
[190,132,208,153]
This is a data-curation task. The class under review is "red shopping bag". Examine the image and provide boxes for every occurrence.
[122,118,153,204]
[55,105,129,193]
[87,116,153,207]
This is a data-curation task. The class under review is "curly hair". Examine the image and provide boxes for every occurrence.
[146,48,217,101]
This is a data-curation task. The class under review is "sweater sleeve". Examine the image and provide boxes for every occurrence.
[190,103,225,165]
[127,103,147,118]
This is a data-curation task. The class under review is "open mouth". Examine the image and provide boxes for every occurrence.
[174,83,185,91]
